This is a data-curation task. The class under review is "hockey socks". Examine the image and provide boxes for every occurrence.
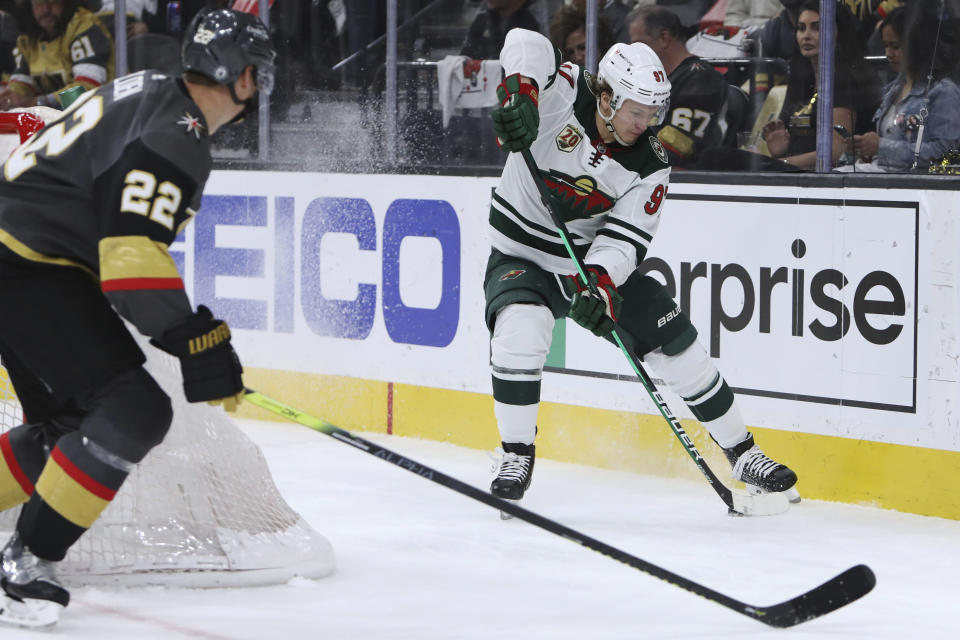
[18,431,131,561]
[490,304,552,445]
[0,425,48,511]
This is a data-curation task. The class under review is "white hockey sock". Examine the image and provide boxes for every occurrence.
[493,402,538,445]
[643,342,748,449]
[701,403,749,450]
[490,304,553,446]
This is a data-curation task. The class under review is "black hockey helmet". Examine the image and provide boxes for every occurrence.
[181,8,276,97]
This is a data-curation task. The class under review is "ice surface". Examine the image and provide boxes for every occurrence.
[4,418,956,639]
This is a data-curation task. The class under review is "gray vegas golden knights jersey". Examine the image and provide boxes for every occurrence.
[0,71,211,340]
[491,28,671,287]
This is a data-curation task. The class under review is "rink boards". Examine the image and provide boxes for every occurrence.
[157,171,958,519]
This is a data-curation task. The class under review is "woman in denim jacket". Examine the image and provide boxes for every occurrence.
[852,5,960,172]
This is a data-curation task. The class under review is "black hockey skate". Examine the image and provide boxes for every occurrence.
[0,533,69,629]
[491,442,535,519]
[723,435,801,504]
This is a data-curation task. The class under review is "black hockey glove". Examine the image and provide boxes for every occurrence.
[562,266,623,337]
[151,306,245,412]
[491,73,539,152]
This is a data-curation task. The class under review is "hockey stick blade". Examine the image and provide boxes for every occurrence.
[244,389,874,627]
[748,564,876,628]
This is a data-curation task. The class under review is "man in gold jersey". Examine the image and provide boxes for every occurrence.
[0,0,113,110]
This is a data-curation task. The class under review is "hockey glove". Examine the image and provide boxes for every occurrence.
[562,266,623,337]
[491,74,539,152]
[151,306,245,412]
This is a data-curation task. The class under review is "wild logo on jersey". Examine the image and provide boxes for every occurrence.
[649,136,668,163]
[541,169,615,221]
[499,269,526,281]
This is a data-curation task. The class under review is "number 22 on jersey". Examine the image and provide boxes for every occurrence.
[4,90,103,182]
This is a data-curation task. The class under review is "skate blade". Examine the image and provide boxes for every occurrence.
[0,594,62,629]
[498,498,521,520]
[745,484,802,504]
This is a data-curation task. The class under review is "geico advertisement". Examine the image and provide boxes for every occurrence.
[559,194,918,413]
[181,171,958,448]
[171,171,495,391]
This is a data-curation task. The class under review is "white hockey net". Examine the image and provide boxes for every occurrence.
[0,112,334,587]
[0,334,335,587]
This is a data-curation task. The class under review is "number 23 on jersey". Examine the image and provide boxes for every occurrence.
[4,91,103,182]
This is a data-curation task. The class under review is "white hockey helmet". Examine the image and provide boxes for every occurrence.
[596,42,671,127]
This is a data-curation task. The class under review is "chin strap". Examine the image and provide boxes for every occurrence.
[596,99,631,146]
[226,82,258,124]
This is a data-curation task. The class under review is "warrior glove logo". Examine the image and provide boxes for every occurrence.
[188,323,231,355]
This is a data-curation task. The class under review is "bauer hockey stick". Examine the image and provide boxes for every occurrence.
[244,388,875,628]
[518,149,788,517]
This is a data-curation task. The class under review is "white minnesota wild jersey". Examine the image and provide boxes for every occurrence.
[490,29,671,287]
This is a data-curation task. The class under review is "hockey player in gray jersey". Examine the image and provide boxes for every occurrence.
[485,28,798,507]
[0,8,274,628]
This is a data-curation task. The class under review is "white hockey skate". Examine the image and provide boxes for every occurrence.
[0,533,68,629]
[491,442,535,520]
[723,435,801,504]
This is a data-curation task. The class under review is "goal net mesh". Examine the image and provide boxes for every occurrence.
[0,329,335,588]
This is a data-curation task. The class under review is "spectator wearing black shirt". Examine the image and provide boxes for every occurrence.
[461,0,539,60]
[629,5,729,168]
[754,0,804,59]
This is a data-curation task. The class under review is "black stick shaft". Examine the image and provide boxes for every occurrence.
[244,389,874,628]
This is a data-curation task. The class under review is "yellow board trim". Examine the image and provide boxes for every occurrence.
[35,460,110,528]
[240,368,960,521]
[239,369,387,434]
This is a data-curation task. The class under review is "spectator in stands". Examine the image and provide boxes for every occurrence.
[629,5,729,168]
[644,0,714,31]
[461,0,539,60]
[850,4,960,172]
[570,0,635,43]
[843,0,904,42]
[759,0,879,168]
[141,0,220,38]
[0,0,113,110]
[96,0,151,40]
[753,0,804,59]
[725,0,782,29]
[549,3,613,68]
[873,4,906,85]
[0,0,17,83]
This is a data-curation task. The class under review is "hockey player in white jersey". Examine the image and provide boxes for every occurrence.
[485,28,799,506]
